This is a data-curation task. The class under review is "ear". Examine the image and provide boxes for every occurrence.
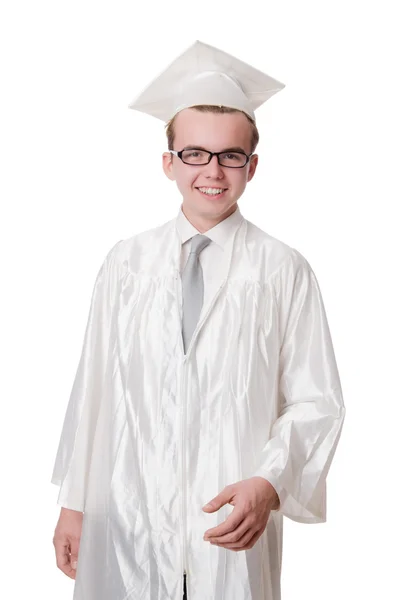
[247,154,259,182]
[162,152,175,181]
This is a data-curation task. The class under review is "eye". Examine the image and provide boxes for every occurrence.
[185,150,203,158]
[225,153,238,160]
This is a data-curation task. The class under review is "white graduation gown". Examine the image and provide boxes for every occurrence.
[51,209,346,600]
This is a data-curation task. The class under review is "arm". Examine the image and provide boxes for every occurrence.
[253,249,346,523]
[50,239,123,512]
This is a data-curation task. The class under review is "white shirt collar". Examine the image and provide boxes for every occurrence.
[176,203,244,250]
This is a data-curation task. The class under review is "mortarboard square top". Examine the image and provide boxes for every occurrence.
[128,40,285,123]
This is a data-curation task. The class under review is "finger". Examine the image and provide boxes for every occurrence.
[214,526,258,549]
[53,539,77,580]
[207,515,253,544]
[70,536,80,571]
[204,506,245,539]
[216,525,265,551]
[214,505,272,547]
[204,484,235,511]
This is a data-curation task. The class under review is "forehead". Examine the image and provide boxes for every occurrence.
[173,108,252,151]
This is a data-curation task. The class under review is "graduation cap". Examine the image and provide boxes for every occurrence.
[128,40,285,123]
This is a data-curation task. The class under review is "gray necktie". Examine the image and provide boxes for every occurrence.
[181,234,212,353]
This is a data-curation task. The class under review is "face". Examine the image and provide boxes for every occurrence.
[162,108,258,232]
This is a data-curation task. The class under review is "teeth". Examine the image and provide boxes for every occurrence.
[198,187,226,195]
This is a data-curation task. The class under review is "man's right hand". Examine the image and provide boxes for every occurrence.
[53,507,84,580]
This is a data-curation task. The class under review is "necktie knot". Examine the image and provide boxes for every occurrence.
[190,234,212,256]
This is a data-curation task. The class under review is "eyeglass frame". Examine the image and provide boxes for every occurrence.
[169,148,253,168]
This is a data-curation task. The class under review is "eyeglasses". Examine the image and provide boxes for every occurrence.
[169,148,252,168]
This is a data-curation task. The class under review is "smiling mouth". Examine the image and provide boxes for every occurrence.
[195,187,228,196]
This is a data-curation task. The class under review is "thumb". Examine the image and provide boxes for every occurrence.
[202,487,231,512]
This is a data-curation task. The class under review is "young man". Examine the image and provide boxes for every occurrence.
[51,41,346,600]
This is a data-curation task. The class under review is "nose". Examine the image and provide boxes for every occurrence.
[204,154,224,179]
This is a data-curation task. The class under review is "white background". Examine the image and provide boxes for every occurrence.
[1,1,396,598]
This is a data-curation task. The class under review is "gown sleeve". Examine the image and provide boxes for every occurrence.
[253,248,346,523]
[50,239,123,512]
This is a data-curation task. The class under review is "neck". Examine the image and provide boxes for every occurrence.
[181,203,238,233]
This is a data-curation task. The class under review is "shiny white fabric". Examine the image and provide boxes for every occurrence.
[51,208,345,600]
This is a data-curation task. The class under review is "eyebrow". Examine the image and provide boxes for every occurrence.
[183,145,248,154]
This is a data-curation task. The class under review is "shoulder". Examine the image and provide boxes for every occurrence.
[122,218,175,249]
[244,219,312,281]
[103,217,176,272]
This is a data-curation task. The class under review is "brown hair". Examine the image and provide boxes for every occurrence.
[165,105,259,154]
